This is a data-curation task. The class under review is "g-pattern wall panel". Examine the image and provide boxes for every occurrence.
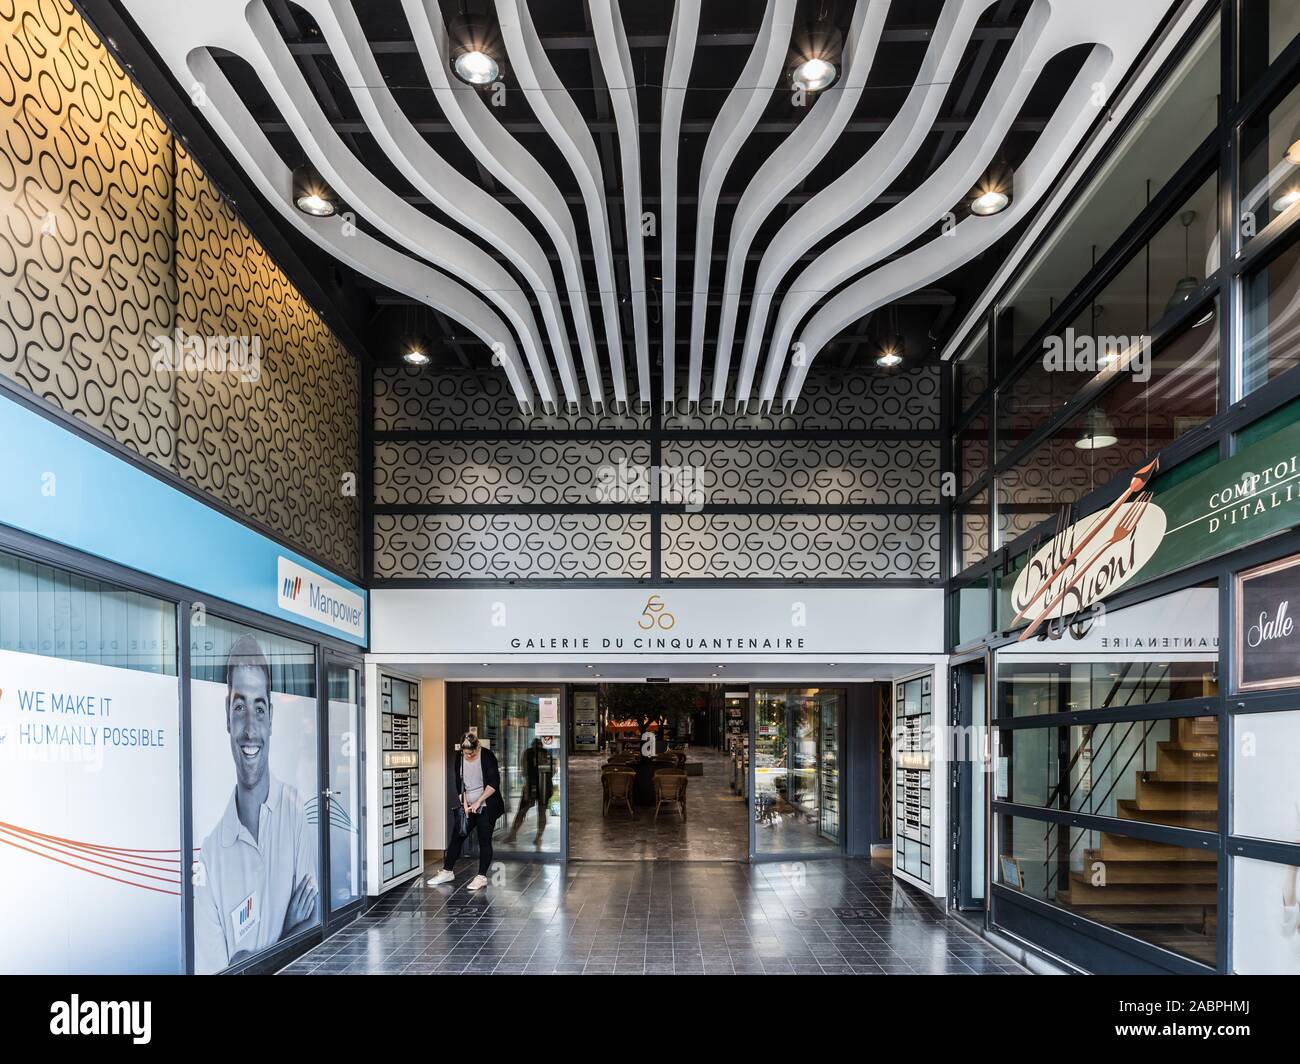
[0,0,179,468]
[661,439,940,506]
[173,146,360,576]
[0,0,361,577]
[372,513,651,579]
[373,369,650,432]
[374,439,649,506]
[660,514,941,580]
[663,368,941,432]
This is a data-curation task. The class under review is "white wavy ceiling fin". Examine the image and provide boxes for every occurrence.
[118,0,1172,416]
[400,0,608,410]
[300,0,580,408]
[496,0,632,409]
[238,0,560,408]
[709,0,888,407]
[185,45,535,407]
[734,0,993,402]
[589,0,651,410]
[658,0,701,411]
[758,0,1057,405]
[777,0,1169,406]
[686,0,796,408]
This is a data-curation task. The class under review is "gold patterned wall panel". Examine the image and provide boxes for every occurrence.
[0,0,360,576]
[0,0,179,466]
[173,145,360,575]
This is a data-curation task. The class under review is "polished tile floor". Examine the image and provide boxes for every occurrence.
[567,748,748,861]
[280,859,1026,975]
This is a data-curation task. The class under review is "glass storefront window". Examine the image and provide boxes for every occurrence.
[0,549,181,974]
[996,23,1220,361]
[955,578,990,647]
[327,664,362,913]
[0,551,176,674]
[1232,856,1300,974]
[959,405,989,494]
[1243,236,1300,394]
[1239,78,1300,247]
[753,687,841,855]
[997,716,1219,826]
[996,814,1217,966]
[957,326,990,412]
[190,617,320,974]
[1232,709,1300,844]
[957,490,990,573]
[1240,1,1300,94]
[468,687,562,854]
[996,309,1219,523]
[995,584,1220,712]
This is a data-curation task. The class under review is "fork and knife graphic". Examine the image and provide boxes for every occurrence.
[1013,458,1160,641]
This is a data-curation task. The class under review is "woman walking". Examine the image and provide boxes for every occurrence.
[428,732,505,891]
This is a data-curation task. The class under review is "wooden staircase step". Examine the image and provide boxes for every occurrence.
[1155,742,1218,783]
[1057,900,1216,926]
[1060,879,1217,905]
[1117,799,1216,830]
[1089,838,1216,862]
[1174,717,1219,752]
[1135,776,1218,811]
[1070,861,1217,885]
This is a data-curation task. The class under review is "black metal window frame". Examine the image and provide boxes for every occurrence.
[366,366,952,589]
[940,0,1300,975]
[0,520,368,977]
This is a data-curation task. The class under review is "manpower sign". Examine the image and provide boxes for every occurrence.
[277,557,366,640]
[1010,417,1300,634]
[369,587,944,660]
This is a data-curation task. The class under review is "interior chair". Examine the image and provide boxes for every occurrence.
[603,768,635,818]
[653,771,688,822]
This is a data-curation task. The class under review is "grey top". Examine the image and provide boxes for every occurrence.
[462,754,485,806]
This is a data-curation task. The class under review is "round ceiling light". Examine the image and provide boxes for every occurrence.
[970,188,1010,216]
[454,48,499,85]
[876,350,903,368]
[402,346,430,366]
[792,56,837,92]
[291,164,337,217]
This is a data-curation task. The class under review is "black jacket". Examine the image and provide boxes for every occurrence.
[453,746,506,820]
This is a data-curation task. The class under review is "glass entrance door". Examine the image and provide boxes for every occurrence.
[467,687,563,856]
[325,662,364,915]
[752,688,842,856]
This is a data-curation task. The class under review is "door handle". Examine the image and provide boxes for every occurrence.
[321,789,342,798]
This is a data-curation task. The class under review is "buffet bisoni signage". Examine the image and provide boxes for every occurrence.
[1010,418,1300,635]
[368,586,944,658]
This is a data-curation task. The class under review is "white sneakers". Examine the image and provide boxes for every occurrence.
[467,874,488,891]
[427,869,455,886]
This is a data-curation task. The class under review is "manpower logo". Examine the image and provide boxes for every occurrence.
[276,557,365,640]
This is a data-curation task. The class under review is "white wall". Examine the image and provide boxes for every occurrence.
[421,679,446,851]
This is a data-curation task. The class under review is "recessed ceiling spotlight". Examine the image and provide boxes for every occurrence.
[876,350,903,368]
[402,347,430,366]
[292,164,337,217]
[970,188,1010,216]
[454,48,499,85]
[793,55,837,92]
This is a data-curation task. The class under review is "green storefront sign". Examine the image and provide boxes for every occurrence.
[1142,419,1300,584]
[998,416,1300,629]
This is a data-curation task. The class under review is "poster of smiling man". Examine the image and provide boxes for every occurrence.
[190,629,319,974]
